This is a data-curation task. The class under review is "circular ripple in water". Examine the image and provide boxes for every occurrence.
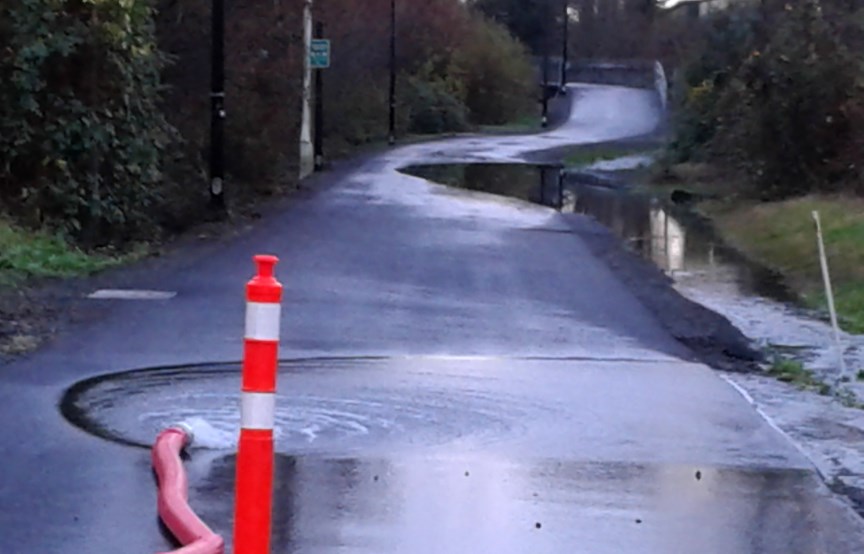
[61,359,519,453]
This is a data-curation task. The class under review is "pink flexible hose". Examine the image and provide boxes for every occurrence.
[152,428,225,554]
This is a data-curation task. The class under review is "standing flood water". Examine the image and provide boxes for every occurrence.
[401,163,790,301]
[401,163,864,388]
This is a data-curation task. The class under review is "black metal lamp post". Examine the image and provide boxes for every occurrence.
[209,0,226,212]
[541,23,550,128]
[388,0,396,145]
[560,0,569,94]
[314,21,325,170]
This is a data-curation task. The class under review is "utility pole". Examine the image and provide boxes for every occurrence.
[209,0,226,213]
[560,0,569,94]
[299,0,314,179]
[388,0,397,145]
[314,21,325,171]
[541,20,550,128]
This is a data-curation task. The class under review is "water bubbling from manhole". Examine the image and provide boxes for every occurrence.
[61,359,518,453]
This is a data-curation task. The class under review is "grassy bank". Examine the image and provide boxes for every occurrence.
[478,114,542,135]
[706,196,864,333]
[0,220,130,285]
[562,141,662,169]
[0,219,138,356]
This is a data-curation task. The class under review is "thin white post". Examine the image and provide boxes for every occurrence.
[812,210,848,382]
[299,0,315,180]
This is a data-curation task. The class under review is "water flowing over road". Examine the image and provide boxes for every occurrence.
[1,84,862,553]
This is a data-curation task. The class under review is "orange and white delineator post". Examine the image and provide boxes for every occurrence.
[234,255,283,554]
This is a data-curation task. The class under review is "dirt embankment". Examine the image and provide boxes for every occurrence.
[563,215,762,372]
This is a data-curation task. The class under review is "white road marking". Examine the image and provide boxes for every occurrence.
[87,289,177,300]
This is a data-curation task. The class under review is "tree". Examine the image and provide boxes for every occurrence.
[470,0,550,52]
[1,0,176,242]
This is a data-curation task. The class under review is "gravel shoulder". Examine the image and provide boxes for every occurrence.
[562,214,762,372]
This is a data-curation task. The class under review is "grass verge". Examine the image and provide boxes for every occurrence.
[561,141,662,170]
[565,149,623,167]
[477,114,543,135]
[767,356,831,394]
[0,219,134,285]
[704,195,864,333]
[0,219,148,357]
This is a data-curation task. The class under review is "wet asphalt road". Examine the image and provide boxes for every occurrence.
[1,84,863,553]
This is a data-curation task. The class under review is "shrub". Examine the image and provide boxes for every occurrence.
[403,73,470,134]
[0,0,539,248]
[0,0,176,243]
[667,8,758,163]
[669,1,864,200]
[712,1,856,199]
[454,14,535,126]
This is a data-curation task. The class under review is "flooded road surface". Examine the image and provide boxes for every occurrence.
[64,357,864,553]
[382,84,660,166]
[3,84,864,553]
[404,162,864,392]
[562,175,864,393]
[403,164,566,210]
[62,358,804,466]
[401,163,790,301]
[189,456,855,554]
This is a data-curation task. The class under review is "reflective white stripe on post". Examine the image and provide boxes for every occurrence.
[241,392,276,430]
[245,302,281,341]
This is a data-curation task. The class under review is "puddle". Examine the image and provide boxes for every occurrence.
[402,163,789,301]
[401,163,864,388]
[61,359,518,452]
[184,455,841,554]
[402,164,565,210]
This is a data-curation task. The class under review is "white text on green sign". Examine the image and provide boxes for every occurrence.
[310,39,330,69]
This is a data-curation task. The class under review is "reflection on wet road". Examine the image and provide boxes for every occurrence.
[401,163,788,301]
[66,357,864,552]
[562,177,864,385]
[63,358,807,466]
[404,162,864,381]
[190,456,854,554]
[3,84,864,554]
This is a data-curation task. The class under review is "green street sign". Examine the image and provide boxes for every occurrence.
[310,39,330,69]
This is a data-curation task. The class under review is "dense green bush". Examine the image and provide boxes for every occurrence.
[0,0,537,248]
[454,14,535,125]
[0,0,176,243]
[398,11,534,133]
[326,76,393,147]
[667,9,758,162]
[320,0,533,141]
[670,1,864,199]
[403,71,470,134]
[712,0,857,198]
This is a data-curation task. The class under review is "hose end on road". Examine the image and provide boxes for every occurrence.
[153,427,223,554]
[171,421,196,447]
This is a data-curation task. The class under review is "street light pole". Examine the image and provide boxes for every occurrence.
[209,0,226,212]
[314,21,325,170]
[299,0,314,179]
[388,0,396,145]
[560,0,569,94]
[541,17,549,128]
